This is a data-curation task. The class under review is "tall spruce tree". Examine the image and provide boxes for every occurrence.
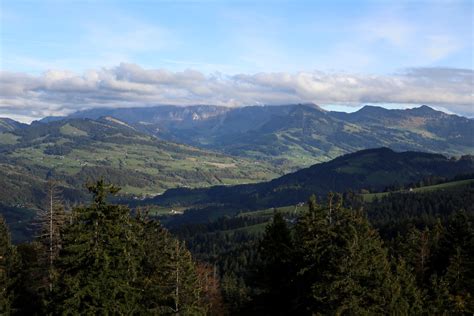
[138,216,206,315]
[53,180,144,314]
[138,218,175,313]
[391,258,424,315]
[293,194,413,314]
[252,210,295,314]
[10,242,45,315]
[170,239,205,315]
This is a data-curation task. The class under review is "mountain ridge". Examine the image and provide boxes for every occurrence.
[0,117,27,133]
[30,104,473,170]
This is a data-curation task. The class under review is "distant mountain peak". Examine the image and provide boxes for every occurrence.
[408,105,440,115]
[352,104,447,118]
[296,102,324,111]
[0,117,27,132]
[419,105,433,110]
[356,105,389,113]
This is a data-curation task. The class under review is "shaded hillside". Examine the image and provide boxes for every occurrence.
[0,118,26,133]
[152,148,474,213]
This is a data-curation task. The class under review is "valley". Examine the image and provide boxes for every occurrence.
[2,1,472,313]
[1,105,473,243]
[0,116,280,208]
[1,104,473,313]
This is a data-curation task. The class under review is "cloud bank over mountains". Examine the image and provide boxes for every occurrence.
[1,63,472,122]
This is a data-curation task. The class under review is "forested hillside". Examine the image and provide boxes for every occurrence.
[2,180,472,314]
[1,109,473,313]
[1,181,225,314]
[150,148,474,219]
[171,180,474,314]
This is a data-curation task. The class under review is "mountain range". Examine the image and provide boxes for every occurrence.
[38,104,474,170]
[1,103,472,217]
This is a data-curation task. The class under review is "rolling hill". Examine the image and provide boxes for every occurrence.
[0,118,26,133]
[150,148,474,215]
[0,117,279,209]
[43,104,474,170]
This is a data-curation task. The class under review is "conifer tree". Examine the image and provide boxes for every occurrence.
[391,258,424,315]
[402,226,432,285]
[170,239,204,315]
[11,242,45,314]
[138,218,176,313]
[53,180,143,314]
[138,216,207,314]
[293,196,407,314]
[0,216,15,314]
[253,210,295,314]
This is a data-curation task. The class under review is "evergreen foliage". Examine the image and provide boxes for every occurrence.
[0,180,215,315]
[291,195,402,314]
[0,215,15,314]
[3,180,473,315]
[49,180,213,314]
[250,210,295,314]
[53,180,143,314]
[173,186,473,314]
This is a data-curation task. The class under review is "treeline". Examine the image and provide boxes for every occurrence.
[2,181,473,314]
[0,180,225,315]
[242,197,473,314]
[360,183,474,240]
[174,187,474,314]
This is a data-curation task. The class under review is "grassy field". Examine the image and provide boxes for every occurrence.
[222,222,269,235]
[0,132,19,145]
[362,178,474,202]
[143,205,188,216]
[4,130,281,199]
[238,204,306,218]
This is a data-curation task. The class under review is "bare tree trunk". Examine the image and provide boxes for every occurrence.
[36,179,66,292]
[328,192,334,224]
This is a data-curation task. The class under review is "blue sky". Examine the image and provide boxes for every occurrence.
[2,0,472,74]
[0,0,473,121]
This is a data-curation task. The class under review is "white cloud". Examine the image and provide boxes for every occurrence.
[0,63,472,122]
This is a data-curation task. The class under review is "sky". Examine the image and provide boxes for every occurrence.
[0,0,473,122]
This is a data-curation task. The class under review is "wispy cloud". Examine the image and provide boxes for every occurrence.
[1,63,472,122]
